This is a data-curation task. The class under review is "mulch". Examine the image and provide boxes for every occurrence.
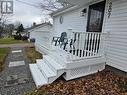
[28,70,127,95]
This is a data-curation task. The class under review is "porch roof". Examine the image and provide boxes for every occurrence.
[58,0,104,6]
[51,5,78,17]
[52,0,104,17]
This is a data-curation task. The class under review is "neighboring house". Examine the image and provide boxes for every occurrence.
[29,0,127,88]
[28,23,52,39]
[12,30,17,36]
[12,29,29,37]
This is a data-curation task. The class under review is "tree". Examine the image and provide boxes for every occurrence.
[39,0,70,13]
[0,14,10,26]
[17,24,24,34]
[14,21,21,29]
[0,14,10,38]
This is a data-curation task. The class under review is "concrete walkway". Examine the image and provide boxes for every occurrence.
[0,47,35,95]
[0,43,34,48]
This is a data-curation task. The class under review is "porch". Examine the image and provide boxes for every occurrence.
[30,31,107,88]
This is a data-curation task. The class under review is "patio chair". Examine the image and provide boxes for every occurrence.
[52,32,68,50]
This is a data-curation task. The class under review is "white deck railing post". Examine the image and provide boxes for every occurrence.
[98,32,108,57]
[66,29,73,61]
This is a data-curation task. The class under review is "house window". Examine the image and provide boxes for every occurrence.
[87,1,106,32]
[60,16,63,24]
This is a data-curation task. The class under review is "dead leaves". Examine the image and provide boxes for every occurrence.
[28,70,127,95]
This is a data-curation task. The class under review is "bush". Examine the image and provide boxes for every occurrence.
[14,34,22,40]
[22,36,28,41]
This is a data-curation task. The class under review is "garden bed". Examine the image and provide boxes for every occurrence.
[0,48,10,72]
[25,47,42,63]
[25,70,127,95]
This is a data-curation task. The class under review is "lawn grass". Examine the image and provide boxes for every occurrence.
[0,38,28,44]
[0,48,10,72]
[25,47,42,63]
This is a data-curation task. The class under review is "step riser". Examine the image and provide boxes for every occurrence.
[43,57,57,73]
[36,60,57,81]
[39,68,49,81]
[48,70,65,83]
[38,64,63,83]
[50,53,66,67]
[34,55,65,86]
[36,63,47,80]
[29,64,48,88]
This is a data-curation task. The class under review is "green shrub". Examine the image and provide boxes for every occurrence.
[14,34,22,40]
[22,36,28,41]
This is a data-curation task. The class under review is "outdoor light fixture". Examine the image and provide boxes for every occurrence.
[81,8,87,16]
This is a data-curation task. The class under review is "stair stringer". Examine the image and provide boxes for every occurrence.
[42,55,66,83]
[48,69,65,84]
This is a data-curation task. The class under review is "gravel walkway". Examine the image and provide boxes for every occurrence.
[0,47,35,95]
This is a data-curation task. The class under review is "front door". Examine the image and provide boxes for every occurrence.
[87,1,106,32]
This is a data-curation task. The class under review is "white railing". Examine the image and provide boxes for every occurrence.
[66,31,107,60]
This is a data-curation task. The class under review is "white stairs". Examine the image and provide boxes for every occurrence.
[29,55,65,88]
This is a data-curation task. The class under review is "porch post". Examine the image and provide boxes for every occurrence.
[66,29,73,61]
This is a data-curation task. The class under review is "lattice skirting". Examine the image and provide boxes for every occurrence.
[63,63,105,80]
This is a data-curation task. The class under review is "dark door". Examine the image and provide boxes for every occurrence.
[87,1,106,32]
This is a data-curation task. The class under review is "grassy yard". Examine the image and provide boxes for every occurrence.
[0,48,10,72]
[0,38,28,44]
[25,47,42,63]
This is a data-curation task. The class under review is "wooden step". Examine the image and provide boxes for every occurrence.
[43,55,65,73]
[29,64,47,88]
[36,59,56,80]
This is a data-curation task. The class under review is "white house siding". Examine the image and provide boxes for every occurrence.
[53,7,88,36]
[30,25,52,54]
[104,0,127,72]
[30,31,35,39]
[29,25,52,39]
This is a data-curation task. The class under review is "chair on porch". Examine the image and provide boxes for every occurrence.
[52,32,68,50]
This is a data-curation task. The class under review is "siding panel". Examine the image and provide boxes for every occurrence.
[104,0,127,72]
[53,7,87,36]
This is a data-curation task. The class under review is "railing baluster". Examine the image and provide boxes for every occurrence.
[79,33,82,57]
[95,33,99,55]
[84,33,88,57]
[83,33,86,57]
[81,33,84,57]
[90,33,94,56]
[93,33,96,56]
[87,33,91,56]
[72,32,75,59]
[76,33,78,56]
